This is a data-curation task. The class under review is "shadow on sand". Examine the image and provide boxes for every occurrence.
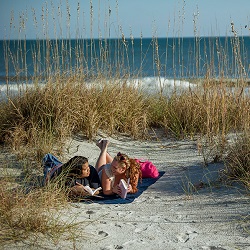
[85,161,249,204]
[82,171,166,204]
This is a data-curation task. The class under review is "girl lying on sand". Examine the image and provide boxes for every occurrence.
[95,139,142,197]
[43,154,101,197]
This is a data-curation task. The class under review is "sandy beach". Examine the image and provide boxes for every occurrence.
[2,131,250,250]
[45,131,249,250]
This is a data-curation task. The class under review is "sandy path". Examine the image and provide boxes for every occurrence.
[57,133,250,250]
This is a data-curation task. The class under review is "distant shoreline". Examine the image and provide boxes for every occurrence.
[1,35,250,41]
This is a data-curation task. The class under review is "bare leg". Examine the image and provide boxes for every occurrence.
[96,139,113,163]
[95,140,113,172]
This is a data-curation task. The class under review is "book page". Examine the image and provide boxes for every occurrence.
[83,185,102,196]
[92,187,102,195]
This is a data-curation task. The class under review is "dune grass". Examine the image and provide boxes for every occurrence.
[1,78,249,172]
[0,79,149,159]
[0,157,82,247]
[224,132,250,190]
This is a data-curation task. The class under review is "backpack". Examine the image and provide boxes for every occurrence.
[134,159,159,178]
[42,153,63,185]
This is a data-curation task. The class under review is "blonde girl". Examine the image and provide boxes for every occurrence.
[95,139,142,197]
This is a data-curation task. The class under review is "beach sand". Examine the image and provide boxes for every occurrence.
[3,131,250,250]
[54,131,250,250]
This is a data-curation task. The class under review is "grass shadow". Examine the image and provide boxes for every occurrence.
[151,162,249,197]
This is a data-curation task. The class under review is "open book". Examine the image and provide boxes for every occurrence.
[118,178,130,199]
[82,185,102,196]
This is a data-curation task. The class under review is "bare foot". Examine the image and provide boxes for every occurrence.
[96,138,103,149]
[101,139,110,150]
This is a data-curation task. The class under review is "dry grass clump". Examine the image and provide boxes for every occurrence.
[0,151,86,247]
[0,78,148,161]
[224,132,250,190]
[147,82,250,139]
[0,177,79,246]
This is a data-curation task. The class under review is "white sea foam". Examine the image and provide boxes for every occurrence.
[2,77,250,101]
[0,83,46,101]
[133,77,194,88]
[126,77,196,95]
[0,84,22,101]
[0,77,195,99]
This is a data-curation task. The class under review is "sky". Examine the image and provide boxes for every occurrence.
[0,0,249,40]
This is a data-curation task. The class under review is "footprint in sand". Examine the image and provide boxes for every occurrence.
[176,231,198,243]
[98,230,109,237]
[177,232,189,243]
[134,226,148,233]
[100,245,123,250]
[201,247,227,250]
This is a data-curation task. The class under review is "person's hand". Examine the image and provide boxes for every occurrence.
[70,182,88,197]
[75,181,83,187]
[127,184,132,193]
[112,185,120,195]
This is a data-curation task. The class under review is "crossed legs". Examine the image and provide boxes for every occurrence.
[95,139,113,172]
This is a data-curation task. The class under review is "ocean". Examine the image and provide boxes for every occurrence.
[0,36,249,88]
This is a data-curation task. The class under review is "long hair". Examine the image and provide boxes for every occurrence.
[115,153,142,193]
[61,156,88,177]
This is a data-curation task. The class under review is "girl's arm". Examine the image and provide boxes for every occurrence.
[101,170,117,195]
[68,182,89,197]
